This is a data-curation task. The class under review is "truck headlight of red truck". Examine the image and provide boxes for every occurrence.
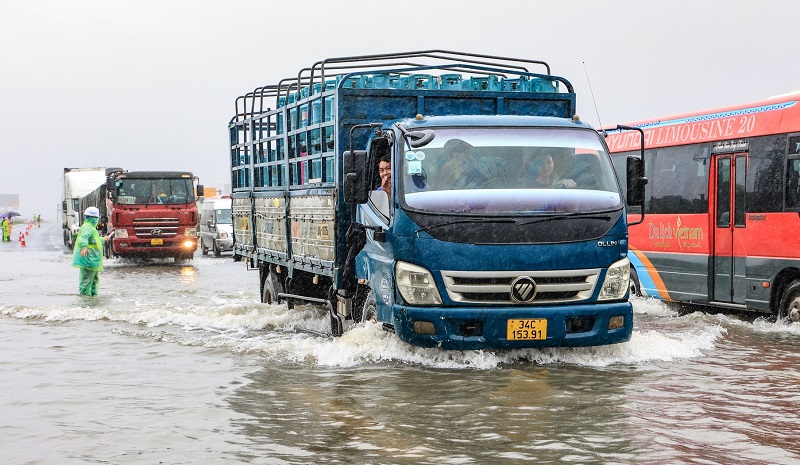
[184,227,197,237]
[114,229,128,238]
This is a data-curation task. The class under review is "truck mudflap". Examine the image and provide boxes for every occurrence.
[391,302,633,350]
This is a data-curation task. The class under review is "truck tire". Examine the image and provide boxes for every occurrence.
[261,267,284,305]
[360,288,378,323]
[201,239,208,255]
[351,288,377,325]
[213,240,221,257]
[778,279,800,323]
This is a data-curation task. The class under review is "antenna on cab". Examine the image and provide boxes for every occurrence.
[583,61,604,131]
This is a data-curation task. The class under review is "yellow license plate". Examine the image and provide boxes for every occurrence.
[507,319,547,340]
[150,238,164,245]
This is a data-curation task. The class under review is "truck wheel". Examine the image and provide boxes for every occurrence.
[629,268,642,297]
[213,240,221,257]
[778,279,800,323]
[261,268,284,305]
[359,288,378,324]
[201,240,208,255]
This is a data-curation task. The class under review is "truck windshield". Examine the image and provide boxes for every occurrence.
[115,178,194,205]
[399,127,622,215]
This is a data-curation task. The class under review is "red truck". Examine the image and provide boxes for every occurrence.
[81,168,204,260]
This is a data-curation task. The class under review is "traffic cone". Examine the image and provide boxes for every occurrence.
[18,231,22,242]
[20,233,26,247]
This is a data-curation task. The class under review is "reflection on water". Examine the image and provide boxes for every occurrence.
[179,265,197,285]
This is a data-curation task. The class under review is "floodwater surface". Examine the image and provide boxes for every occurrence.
[1,223,798,464]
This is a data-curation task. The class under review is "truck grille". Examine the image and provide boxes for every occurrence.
[133,217,179,238]
[440,269,600,304]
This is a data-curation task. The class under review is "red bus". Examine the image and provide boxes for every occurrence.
[606,92,800,323]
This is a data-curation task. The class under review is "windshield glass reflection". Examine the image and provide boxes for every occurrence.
[400,127,622,215]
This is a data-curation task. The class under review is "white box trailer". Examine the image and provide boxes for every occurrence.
[62,167,107,248]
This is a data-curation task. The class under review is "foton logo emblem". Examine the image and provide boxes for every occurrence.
[510,276,537,303]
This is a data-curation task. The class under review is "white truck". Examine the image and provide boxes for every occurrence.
[62,167,107,249]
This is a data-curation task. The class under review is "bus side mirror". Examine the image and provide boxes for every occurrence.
[196,185,205,197]
[343,150,369,204]
[626,156,647,206]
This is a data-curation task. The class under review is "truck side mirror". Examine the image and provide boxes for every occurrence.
[196,185,205,197]
[106,178,115,196]
[343,150,369,204]
[626,156,647,206]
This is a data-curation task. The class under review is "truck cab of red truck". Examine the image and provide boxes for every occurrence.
[105,168,204,260]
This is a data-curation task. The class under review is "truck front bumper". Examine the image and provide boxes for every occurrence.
[391,301,633,350]
[112,238,198,257]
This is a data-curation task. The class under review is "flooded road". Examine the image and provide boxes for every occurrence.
[2,223,799,464]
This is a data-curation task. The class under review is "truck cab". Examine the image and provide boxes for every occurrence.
[104,169,203,260]
[346,115,634,348]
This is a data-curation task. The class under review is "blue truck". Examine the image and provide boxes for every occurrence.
[228,51,646,349]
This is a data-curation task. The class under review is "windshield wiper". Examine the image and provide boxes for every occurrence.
[517,209,619,226]
[416,218,518,234]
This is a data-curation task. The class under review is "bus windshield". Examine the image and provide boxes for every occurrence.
[399,127,622,215]
[115,178,194,205]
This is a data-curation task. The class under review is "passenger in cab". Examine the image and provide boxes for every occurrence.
[377,155,391,193]
[371,155,392,218]
[434,139,492,190]
[526,151,576,188]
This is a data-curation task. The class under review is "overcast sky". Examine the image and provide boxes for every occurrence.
[1,0,797,218]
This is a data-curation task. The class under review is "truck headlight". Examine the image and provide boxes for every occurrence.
[598,257,630,301]
[185,228,197,236]
[114,229,128,238]
[396,261,443,305]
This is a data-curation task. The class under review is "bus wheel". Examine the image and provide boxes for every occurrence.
[778,280,800,323]
[629,269,642,297]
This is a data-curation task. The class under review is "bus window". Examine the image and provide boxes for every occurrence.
[650,145,709,214]
[787,158,800,210]
[734,156,747,227]
[717,157,731,227]
[748,136,785,213]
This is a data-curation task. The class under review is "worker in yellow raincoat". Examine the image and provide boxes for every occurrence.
[72,207,106,296]
[1,216,11,242]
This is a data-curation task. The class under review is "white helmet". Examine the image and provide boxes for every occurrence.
[84,207,100,218]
